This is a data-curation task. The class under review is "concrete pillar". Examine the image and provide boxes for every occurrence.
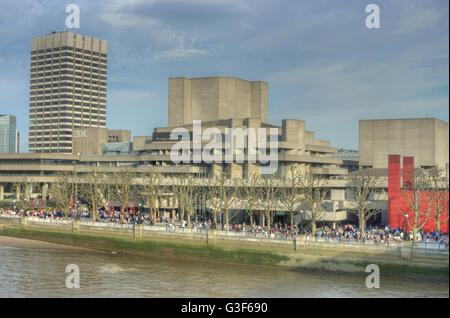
[330,189,345,201]
[211,163,223,177]
[41,184,48,200]
[230,163,243,178]
[0,185,4,200]
[245,163,259,178]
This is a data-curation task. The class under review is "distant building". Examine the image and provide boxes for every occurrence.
[333,148,358,160]
[359,118,449,171]
[0,115,19,153]
[29,31,107,153]
[333,149,359,174]
[132,136,151,152]
[140,76,344,179]
[102,141,135,156]
[72,127,131,155]
[168,77,268,127]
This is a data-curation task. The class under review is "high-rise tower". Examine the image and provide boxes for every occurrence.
[0,115,18,153]
[29,31,107,153]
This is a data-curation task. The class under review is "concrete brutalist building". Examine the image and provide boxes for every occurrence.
[29,31,107,153]
[0,76,349,222]
[141,76,345,179]
[359,118,449,175]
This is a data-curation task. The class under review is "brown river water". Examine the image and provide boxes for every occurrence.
[0,236,448,298]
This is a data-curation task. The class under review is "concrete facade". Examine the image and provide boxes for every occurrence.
[168,77,268,127]
[108,130,131,143]
[29,31,107,153]
[72,127,108,155]
[359,118,449,170]
[72,127,131,155]
[132,136,151,151]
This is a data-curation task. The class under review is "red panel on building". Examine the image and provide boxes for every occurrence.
[388,154,449,234]
[388,155,402,228]
[402,156,414,191]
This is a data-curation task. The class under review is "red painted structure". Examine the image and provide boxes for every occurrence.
[68,198,76,210]
[127,201,135,215]
[33,199,44,212]
[388,155,449,234]
[106,201,115,217]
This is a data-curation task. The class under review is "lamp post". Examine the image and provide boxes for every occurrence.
[405,214,409,241]
[138,203,142,223]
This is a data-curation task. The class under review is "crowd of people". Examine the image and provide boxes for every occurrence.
[0,207,448,247]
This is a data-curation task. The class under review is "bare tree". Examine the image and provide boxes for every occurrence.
[49,171,76,220]
[300,173,329,236]
[348,171,387,237]
[139,172,165,225]
[79,167,107,222]
[112,168,136,223]
[279,167,303,233]
[427,168,449,240]
[258,175,280,233]
[237,173,261,227]
[13,176,39,212]
[173,174,200,229]
[398,168,433,243]
[202,176,223,229]
[217,174,240,232]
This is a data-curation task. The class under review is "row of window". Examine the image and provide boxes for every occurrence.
[30,88,106,97]
[25,150,73,153]
[31,113,105,119]
[29,142,73,148]
[32,53,107,63]
[30,100,106,111]
[30,77,107,86]
[31,84,107,92]
[30,88,107,97]
[29,131,75,137]
[45,150,72,153]
[30,122,105,128]
[32,47,107,57]
[31,66,107,75]
[30,101,106,107]
[30,106,106,113]
[31,119,105,124]
[31,59,107,68]
[29,137,73,142]
[29,129,72,135]
[30,96,107,103]
[31,68,107,76]
[31,68,106,77]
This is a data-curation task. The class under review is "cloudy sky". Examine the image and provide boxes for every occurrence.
[0,0,448,152]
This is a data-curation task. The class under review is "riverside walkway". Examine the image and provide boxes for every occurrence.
[1,214,448,255]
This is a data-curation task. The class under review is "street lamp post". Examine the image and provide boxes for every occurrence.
[138,203,142,223]
[405,214,409,241]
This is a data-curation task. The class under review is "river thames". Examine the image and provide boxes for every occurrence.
[0,236,448,298]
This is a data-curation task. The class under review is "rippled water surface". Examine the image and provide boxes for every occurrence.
[0,238,448,298]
